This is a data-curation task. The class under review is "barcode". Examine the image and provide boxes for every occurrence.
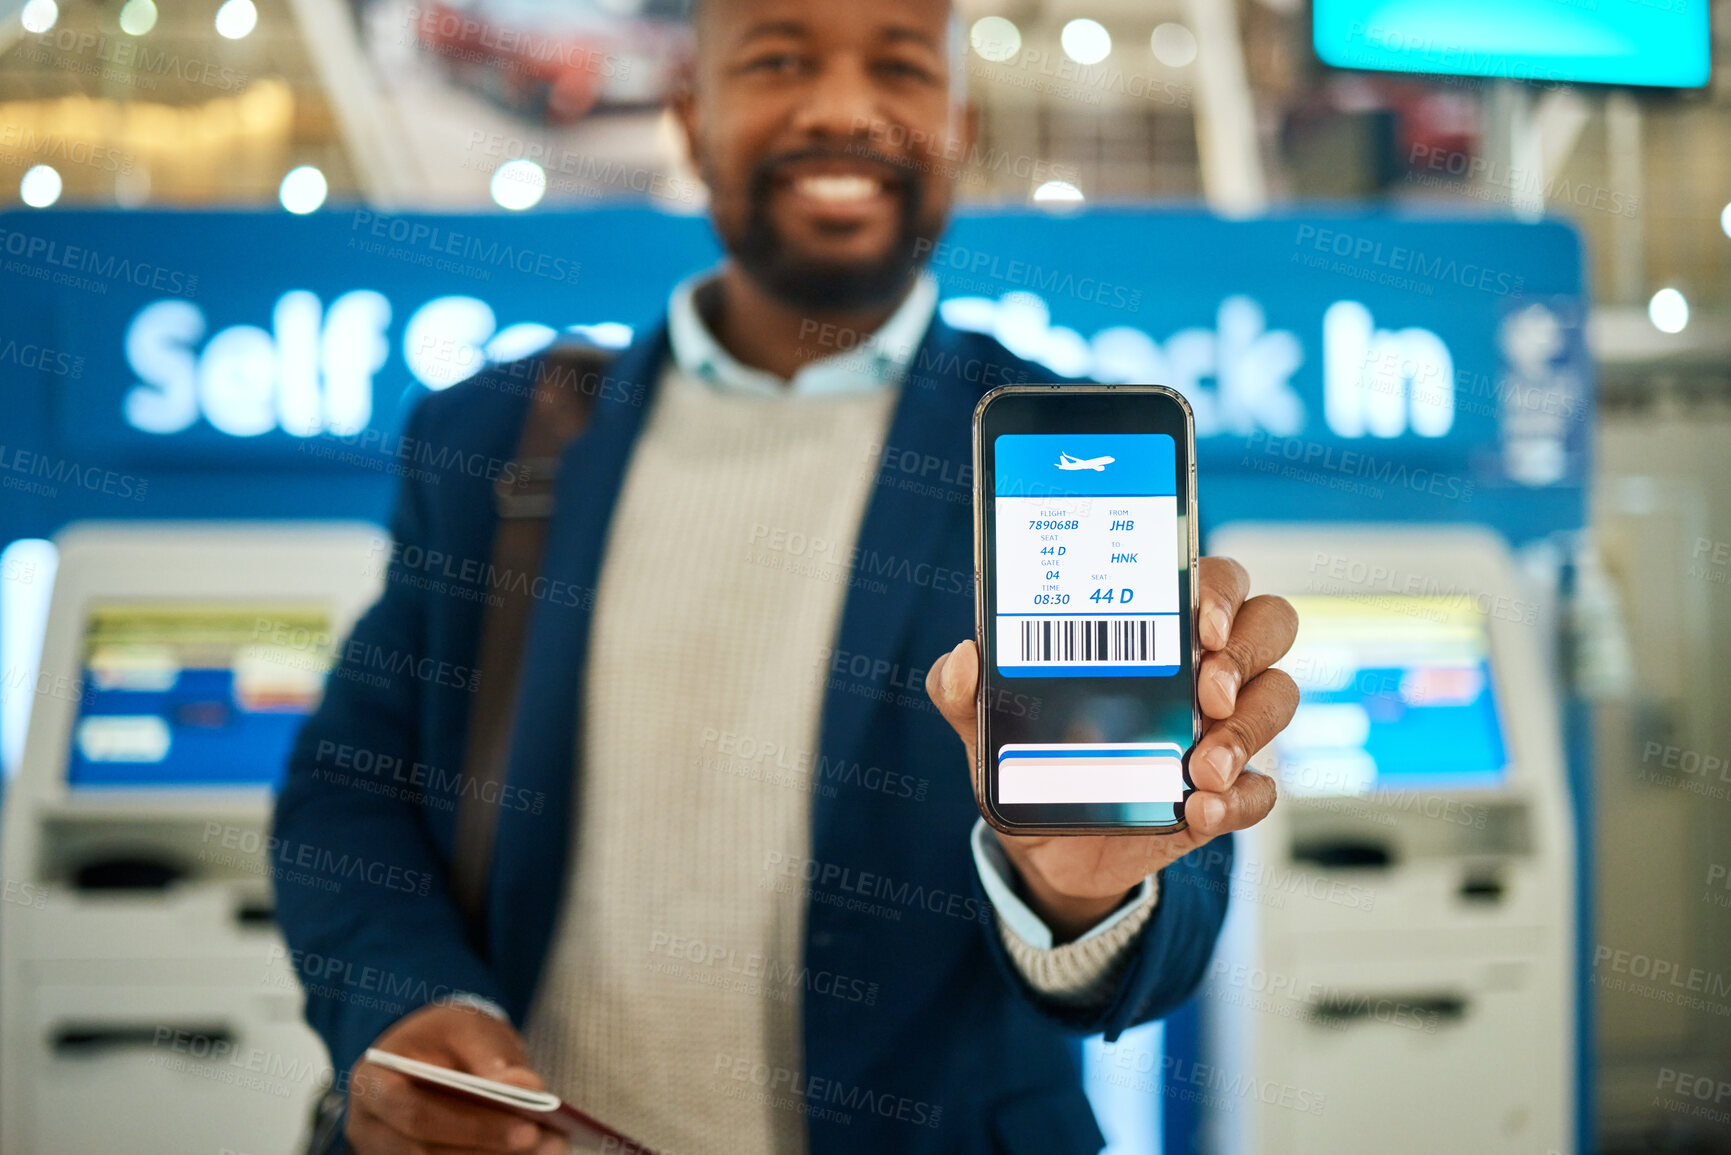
[1019,618,1157,663]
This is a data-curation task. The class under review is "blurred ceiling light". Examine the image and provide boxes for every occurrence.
[1060,19,1111,65]
[491,159,547,211]
[1721,201,1731,239]
[969,16,1021,63]
[1150,22,1198,67]
[2,82,295,204]
[20,0,58,33]
[114,166,151,208]
[1647,287,1688,334]
[215,0,258,39]
[20,165,62,208]
[118,0,157,34]
[1033,179,1085,207]
[279,165,328,214]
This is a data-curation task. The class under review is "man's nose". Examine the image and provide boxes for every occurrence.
[790,55,880,141]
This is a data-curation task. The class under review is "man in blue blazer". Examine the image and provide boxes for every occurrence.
[273,0,1298,1151]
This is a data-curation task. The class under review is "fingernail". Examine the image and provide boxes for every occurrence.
[1211,666,1239,710]
[1207,605,1230,648]
[508,1122,538,1149]
[1203,744,1237,789]
[1197,794,1227,829]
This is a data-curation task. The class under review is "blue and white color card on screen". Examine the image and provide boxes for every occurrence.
[992,434,1180,678]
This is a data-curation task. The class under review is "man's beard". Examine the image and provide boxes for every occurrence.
[725,145,937,313]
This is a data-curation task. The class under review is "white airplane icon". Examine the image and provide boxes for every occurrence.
[1056,453,1114,471]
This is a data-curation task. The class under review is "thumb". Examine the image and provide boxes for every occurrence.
[491,1065,548,1093]
[440,1006,533,1082]
[925,639,979,767]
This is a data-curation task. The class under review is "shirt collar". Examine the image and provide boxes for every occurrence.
[666,268,937,398]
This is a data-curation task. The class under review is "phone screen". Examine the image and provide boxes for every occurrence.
[976,389,1197,831]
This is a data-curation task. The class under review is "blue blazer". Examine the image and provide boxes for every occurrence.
[273,316,1232,1155]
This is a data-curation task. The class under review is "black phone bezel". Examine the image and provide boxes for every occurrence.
[971,384,1200,836]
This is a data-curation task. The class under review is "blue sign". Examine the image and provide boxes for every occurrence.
[0,206,1588,549]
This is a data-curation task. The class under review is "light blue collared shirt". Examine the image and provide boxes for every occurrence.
[971,820,1156,950]
[666,270,938,397]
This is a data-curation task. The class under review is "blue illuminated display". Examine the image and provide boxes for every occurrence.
[66,604,333,790]
[1315,0,1710,88]
[0,207,1587,552]
[1273,596,1510,794]
[69,667,308,788]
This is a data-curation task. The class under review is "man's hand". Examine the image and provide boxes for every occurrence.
[347,1002,567,1155]
[926,556,1300,942]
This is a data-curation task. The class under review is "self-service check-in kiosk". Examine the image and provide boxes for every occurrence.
[1,522,383,1155]
[1200,524,1574,1155]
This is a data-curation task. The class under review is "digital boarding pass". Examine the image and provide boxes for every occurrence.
[992,432,1181,678]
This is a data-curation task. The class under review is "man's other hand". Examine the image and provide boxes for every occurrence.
[347,1002,567,1155]
[926,556,1300,941]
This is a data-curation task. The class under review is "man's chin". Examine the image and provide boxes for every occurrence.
[744,254,921,314]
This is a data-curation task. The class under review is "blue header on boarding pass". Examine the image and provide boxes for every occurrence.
[994,433,1176,499]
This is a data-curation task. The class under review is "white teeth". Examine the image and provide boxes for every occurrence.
[795,174,879,202]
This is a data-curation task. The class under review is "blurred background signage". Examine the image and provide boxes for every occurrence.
[2,207,1586,547]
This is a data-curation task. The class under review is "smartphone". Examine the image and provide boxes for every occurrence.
[972,385,1199,835]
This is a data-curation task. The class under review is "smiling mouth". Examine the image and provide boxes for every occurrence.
[791,173,886,204]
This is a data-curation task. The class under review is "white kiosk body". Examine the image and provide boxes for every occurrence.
[1202,525,1575,1155]
[1,523,384,1155]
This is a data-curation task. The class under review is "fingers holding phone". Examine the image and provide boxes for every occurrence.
[347,1003,567,1155]
[1176,556,1298,846]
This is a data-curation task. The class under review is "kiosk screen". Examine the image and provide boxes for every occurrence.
[68,604,333,789]
[1272,596,1508,795]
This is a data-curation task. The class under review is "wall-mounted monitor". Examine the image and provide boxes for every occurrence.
[1314,0,1710,88]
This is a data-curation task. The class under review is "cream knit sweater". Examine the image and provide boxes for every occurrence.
[522,362,1154,1154]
